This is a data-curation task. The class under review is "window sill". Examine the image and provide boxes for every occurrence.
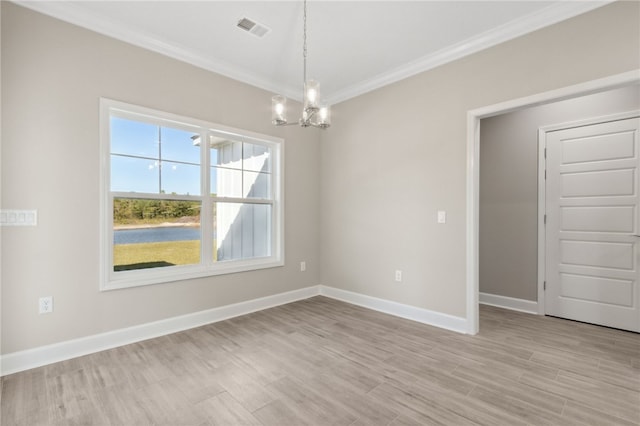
[101,257,284,291]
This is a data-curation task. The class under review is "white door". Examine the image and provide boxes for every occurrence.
[545,117,640,332]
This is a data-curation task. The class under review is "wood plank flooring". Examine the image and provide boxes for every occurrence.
[2,296,639,425]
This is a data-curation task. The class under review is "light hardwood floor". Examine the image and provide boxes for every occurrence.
[2,296,639,425]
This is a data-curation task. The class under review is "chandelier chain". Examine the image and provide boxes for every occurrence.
[303,0,307,90]
[271,0,330,129]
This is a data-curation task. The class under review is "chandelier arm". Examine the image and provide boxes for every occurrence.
[306,108,317,119]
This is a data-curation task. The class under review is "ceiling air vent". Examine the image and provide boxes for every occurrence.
[237,17,271,38]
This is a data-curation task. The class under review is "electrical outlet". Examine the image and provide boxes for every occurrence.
[300,261,306,272]
[395,270,402,282]
[39,296,53,314]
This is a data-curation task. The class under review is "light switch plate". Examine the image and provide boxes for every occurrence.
[437,210,446,224]
[0,210,38,226]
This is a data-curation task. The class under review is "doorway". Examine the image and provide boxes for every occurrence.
[467,70,640,334]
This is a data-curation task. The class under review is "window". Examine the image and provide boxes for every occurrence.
[100,99,283,290]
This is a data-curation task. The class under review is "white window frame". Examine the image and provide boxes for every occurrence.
[100,98,284,291]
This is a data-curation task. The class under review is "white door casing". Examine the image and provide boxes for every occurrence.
[468,71,640,335]
[544,116,640,332]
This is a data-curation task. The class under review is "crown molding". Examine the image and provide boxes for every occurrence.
[13,0,298,98]
[325,1,614,104]
[14,0,613,106]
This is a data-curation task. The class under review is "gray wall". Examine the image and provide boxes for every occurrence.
[1,3,321,354]
[1,1,639,354]
[479,86,640,302]
[320,1,639,318]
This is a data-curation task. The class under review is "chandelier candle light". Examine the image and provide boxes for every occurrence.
[272,0,331,129]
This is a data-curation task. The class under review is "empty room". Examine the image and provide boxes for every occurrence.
[1,1,639,425]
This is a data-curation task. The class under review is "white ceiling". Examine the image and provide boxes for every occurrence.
[17,1,611,105]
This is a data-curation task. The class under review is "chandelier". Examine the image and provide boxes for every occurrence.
[271,0,331,129]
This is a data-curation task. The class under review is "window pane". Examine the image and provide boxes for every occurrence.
[111,121,201,195]
[113,198,201,271]
[161,127,200,164]
[111,155,161,193]
[111,117,159,158]
[215,203,271,261]
[161,161,201,195]
[243,142,271,173]
[243,171,271,199]
[209,140,272,199]
[212,167,242,198]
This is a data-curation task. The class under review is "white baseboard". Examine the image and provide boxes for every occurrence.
[0,285,320,376]
[319,285,468,334]
[2,285,473,376]
[479,292,539,314]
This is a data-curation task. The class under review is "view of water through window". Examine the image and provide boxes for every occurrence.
[112,198,203,271]
[114,226,200,244]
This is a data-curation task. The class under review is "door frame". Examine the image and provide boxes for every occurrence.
[465,69,640,335]
[537,110,640,316]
